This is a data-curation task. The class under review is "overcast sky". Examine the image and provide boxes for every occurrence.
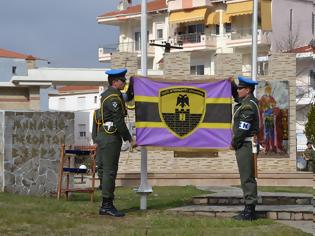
[0,0,141,68]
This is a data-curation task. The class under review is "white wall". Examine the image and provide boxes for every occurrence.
[296,54,315,151]
[49,93,100,112]
[74,111,93,146]
[0,58,28,82]
[49,92,101,145]
[271,0,314,52]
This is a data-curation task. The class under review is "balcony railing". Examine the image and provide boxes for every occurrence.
[98,42,155,61]
[296,86,315,99]
[229,27,252,40]
[172,33,217,48]
[99,42,154,55]
[225,27,270,45]
[177,33,202,44]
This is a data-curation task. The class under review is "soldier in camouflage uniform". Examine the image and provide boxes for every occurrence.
[95,68,136,217]
[230,76,259,221]
[303,141,315,173]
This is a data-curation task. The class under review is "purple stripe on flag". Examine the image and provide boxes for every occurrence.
[136,127,232,148]
[134,77,231,98]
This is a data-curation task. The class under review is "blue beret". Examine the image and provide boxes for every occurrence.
[105,68,127,81]
[237,76,258,88]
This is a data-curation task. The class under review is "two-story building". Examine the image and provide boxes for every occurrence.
[291,45,315,151]
[0,48,109,145]
[97,0,314,154]
[0,48,50,110]
[97,0,314,74]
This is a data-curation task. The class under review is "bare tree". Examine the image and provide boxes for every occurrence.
[275,24,300,52]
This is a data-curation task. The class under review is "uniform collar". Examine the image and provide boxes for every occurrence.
[240,94,254,103]
[109,86,122,94]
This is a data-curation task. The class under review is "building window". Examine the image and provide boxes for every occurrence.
[258,61,269,76]
[58,98,66,110]
[225,23,232,33]
[77,96,86,109]
[79,131,86,137]
[134,31,149,51]
[310,70,315,89]
[215,25,220,35]
[135,32,141,51]
[188,24,204,34]
[94,96,98,104]
[12,66,17,74]
[157,29,163,40]
[78,124,86,138]
[190,65,204,75]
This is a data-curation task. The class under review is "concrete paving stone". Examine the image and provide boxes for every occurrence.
[193,198,208,204]
[215,212,236,218]
[181,211,194,216]
[195,212,215,217]
[276,220,314,235]
[194,196,311,206]
[303,213,313,220]
[296,198,311,205]
[293,213,304,220]
[208,199,218,204]
[231,199,241,205]
[278,212,291,220]
[262,197,280,205]
[169,205,312,213]
[197,186,312,198]
[266,212,278,220]
[217,199,229,204]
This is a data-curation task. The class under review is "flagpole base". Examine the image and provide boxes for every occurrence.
[137,185,152,210]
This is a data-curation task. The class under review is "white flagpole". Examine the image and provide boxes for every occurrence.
[137,0,152,210]
[251,0,259,82]
[251,0,259,178]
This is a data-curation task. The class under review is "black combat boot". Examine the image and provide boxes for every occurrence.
[232,204,256,221]
[99,198,125,217]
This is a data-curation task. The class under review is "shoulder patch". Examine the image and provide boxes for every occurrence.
[112,101,118,108]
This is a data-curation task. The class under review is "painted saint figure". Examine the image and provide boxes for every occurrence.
[258,82,285,154]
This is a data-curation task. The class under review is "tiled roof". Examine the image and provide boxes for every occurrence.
[288,45,315,53]
[0,48,38,59]
[58,86,100,93]
[99,0,167,18]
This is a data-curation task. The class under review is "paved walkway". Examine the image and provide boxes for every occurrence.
[276,220,313,235]
[196,186,314,235]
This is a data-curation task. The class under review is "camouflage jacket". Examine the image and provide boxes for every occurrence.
[231,82,259,149]
[92,108,102,144]
[100,86,131,142]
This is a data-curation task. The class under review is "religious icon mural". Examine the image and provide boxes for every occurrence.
[256,81,289,157]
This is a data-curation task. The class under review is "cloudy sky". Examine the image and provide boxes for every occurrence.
[0,0,141,68]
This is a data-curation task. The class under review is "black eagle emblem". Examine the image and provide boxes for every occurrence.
[176,94,189,108]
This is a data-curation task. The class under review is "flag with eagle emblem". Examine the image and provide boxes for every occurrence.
[134,77,232,149]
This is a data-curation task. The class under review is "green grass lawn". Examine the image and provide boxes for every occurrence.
[257,186,313,194]
[0,186,311,236]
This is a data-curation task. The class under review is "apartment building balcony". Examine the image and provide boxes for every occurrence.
[98,42,155,62]
[225,27,271,48]
[169,33,217,52]
[168,0,213,12]
[296,85,315,105]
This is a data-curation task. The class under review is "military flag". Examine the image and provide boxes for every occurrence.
[134,77,232,149]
